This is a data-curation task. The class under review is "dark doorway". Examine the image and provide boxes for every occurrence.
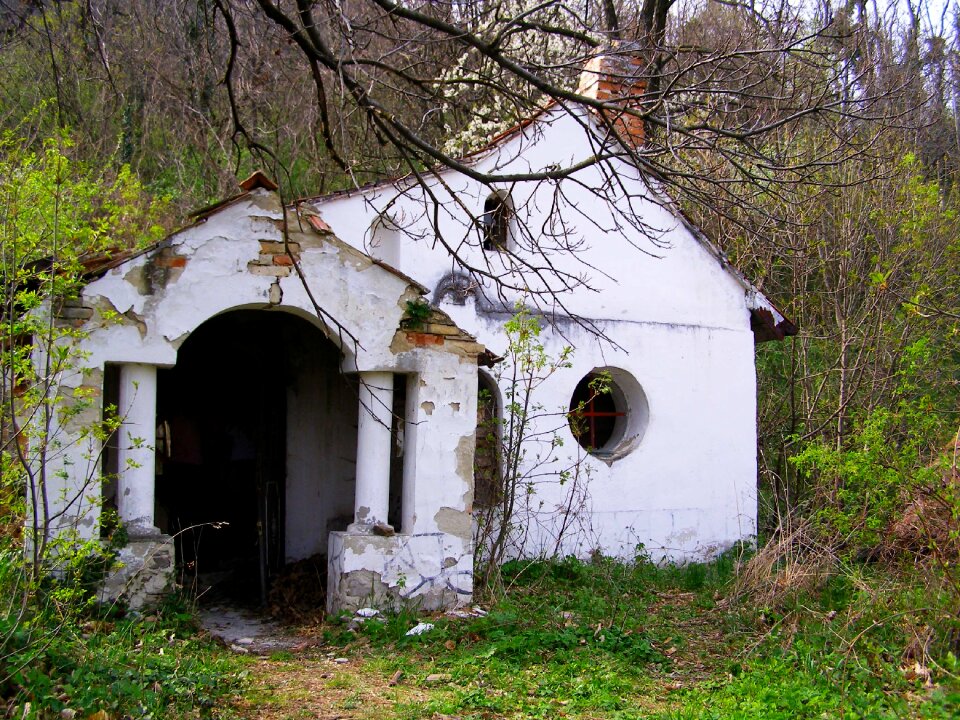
[474,371,502,508]
[155,310,326,605]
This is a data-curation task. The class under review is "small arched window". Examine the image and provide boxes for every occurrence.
[482,192,511,252]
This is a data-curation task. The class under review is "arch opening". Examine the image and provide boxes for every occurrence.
[474,371,503,507]
[153,310,359,604]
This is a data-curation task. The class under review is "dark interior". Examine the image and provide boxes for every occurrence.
[569,373,619,452]
[155,310,318,604]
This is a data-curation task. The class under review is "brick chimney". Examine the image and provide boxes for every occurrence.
[576,44,647,147]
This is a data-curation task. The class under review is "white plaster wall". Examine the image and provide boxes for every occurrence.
[396,352,478,537]
[324,347,479,611]
[449,308,758,562]
[327,531,473,611]
[75,193,415,374]
[306,107,763,563]
[27,355,104,541]
[528,321,757,562]
[285,362,358,561]
[309,107,751,333]
[51,190,479,571]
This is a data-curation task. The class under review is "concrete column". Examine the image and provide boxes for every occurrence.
[351,371,394,531]
[117,363,159,537]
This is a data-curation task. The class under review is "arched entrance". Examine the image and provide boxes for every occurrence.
[154,310,358,604]
[474,371,502,508]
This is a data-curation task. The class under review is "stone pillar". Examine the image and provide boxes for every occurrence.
[351,371,393,531]
[117,363,159,537]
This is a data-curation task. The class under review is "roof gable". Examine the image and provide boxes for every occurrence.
[73,184,480,372]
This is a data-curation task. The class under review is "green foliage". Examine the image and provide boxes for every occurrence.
[0,546,246,717]
[318,556,959,720]
[337,556,678,718]
[0,131,220,717]
[1,129,169,551]
[0,130,167,264]
[567,370,613,446]
[663,567,960,719]
[175,558,947,719]
[790,339,955,557]
[401,299,431,330]
[475,304,579,597]
[38,535,119,616]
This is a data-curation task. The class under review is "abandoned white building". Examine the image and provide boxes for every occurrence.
[42,55,795,611]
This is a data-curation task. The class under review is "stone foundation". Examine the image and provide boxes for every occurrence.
[99,535,175,610]
[326,531,472,614]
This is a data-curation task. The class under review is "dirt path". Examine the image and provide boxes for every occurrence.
[234,651,427,720]
[200,606,426,718]
[200,605,311,655]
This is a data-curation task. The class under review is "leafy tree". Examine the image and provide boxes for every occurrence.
[0,128,168,562]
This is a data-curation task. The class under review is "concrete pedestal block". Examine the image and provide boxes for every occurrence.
[326,531,473,615]
[99,535,175,610]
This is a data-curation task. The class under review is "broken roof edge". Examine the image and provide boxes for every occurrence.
[80,187,268,280]
[76,182,433,308]
[239,169,279,192]
[186,171,278,221]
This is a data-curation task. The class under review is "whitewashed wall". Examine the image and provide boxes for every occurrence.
[307,105,761,562]
[50,188,481,609]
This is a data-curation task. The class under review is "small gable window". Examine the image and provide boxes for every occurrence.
[482,192,512,252]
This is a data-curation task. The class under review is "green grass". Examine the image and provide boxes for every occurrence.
[316,552,960,719]
[6,546,958,719]
[0,552,248,719]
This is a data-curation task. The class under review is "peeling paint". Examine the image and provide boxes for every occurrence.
[667,527,699,545]
[99,537,174,609]
[48,187,484,614]
[168,331,190,349]
[327,531,473,612]
[268,281,283,305]
[455,433,474,484]
[340,569,393,605]
[434,506,472,539]
[123,309,147,338]
[124,265,149,295]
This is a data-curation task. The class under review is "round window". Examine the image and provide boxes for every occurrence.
[568,367,648,459]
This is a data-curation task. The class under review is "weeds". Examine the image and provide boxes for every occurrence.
[5,550,958,719]
[301,553,960,720]
[0,547,247,718]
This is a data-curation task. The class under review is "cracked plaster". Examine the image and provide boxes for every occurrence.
[41,188,483,612]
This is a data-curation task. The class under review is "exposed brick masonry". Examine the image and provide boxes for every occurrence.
[247,239,301,278]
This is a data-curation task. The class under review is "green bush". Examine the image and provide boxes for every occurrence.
[0,545,246,718]
[790,339,956,559]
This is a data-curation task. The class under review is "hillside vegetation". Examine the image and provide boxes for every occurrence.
[0,0,958,717]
